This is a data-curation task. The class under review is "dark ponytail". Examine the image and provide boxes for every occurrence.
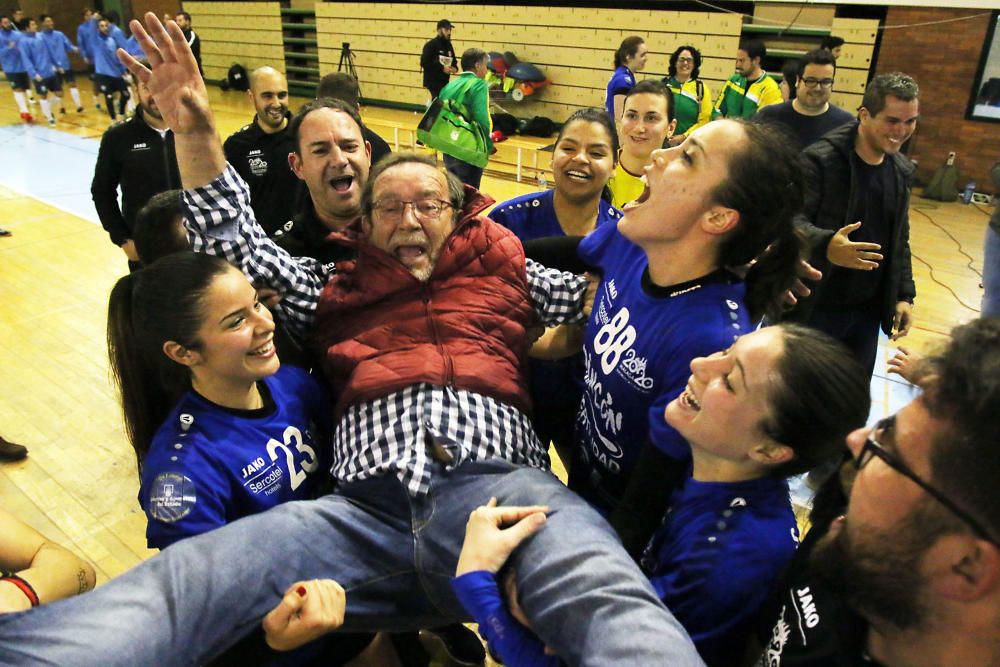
[764,323,870,478]
[712,120,806,323]
[107,252,234,470]
[614,36,645,69]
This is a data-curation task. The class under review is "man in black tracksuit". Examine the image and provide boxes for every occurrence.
[91,83,178,271]
[419,19,456,99]
[223,67,300,237]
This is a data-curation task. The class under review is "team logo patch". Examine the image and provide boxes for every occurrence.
[148,472,196,523]
[248,156,268,177]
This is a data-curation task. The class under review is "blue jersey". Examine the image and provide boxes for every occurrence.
[41,29,76,70]
[123,35,145,58]
[605,65,635,131]
[20,33,57,80]
[645,474,798,666]
[139,366,332,549]
[76,18,97,61]
[452,571,558,667]
[92,31,125,77]
[491,190,623,447]
[574,221,751,512]
[0,28,27,74]
[489,188,622,242]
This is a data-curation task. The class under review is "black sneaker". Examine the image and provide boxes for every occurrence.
[421,624,486,666]
[0,228,11,237]
[0,436,28,461]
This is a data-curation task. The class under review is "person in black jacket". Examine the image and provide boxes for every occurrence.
[785,72,919,379]
[174,12,201,76]
[91,74,178,271]
[419,19,456,99]
[223,66,299,236]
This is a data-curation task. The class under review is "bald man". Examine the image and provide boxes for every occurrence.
[223,66,298,235]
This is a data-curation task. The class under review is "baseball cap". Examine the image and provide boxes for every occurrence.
[437,19,454,29]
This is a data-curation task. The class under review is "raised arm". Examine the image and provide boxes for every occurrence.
[117,14,324,340]
[117,14,222,189]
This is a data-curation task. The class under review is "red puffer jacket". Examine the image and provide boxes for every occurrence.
[312,189,538,417]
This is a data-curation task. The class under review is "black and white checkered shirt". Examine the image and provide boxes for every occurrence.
[183,165,589,495]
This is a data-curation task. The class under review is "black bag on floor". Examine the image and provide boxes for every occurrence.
[491,112,519,136]
[227,64,250,92]
[521,115,558,137]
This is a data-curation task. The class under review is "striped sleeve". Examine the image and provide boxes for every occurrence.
[525,258,588,326]
[181,165,326,340]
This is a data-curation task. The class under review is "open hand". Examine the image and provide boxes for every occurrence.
[455,497,548,576]
[116,13,212,135]
[827,221,882,270]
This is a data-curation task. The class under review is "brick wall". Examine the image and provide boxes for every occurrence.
[877,7,999,194]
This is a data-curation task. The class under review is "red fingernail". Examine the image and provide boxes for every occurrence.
[296,586,306,597]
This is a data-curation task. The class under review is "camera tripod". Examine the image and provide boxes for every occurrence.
[338,42,361,98]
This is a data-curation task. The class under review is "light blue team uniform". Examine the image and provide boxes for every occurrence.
[92,30,127,77]
[139,365,332,549]
[20,32,58,90]
[41,28,77,71]
[1,26,27,75]
[76,17,98,61]
[572,221,750,513]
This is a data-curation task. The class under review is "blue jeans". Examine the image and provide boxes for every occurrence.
[0,460,703,667]
[983,225,1000,318]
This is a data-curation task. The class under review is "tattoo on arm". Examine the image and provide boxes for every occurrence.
[77,568,91,594]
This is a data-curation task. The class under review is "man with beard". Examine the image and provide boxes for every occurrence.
[756,318,1000,666]
[0,17,705,667]
[712,38,782,120]
[420,19,456,100]
[757,49,853,150]
[223,66,298,236]
[173,11,201,75]
[91,62,179,270]
[784,72,918,380]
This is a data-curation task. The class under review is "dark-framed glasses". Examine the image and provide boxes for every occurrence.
[855,426,997,545]
[371,199,453,223]
[801,77,835,89]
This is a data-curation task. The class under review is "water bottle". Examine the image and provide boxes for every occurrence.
[962,181,976,205]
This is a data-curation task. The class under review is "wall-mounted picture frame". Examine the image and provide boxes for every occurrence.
[967,10,1000,123]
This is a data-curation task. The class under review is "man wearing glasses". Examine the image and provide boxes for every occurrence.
[757,49,853,150]
[785,72,919,381]
[0,16,704,667]
[756,318,1000,666]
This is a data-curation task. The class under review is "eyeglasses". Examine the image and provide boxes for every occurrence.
[854,422,997,545]
[371,199,453,223]
[676,57,694,64]
[801,77,835,89]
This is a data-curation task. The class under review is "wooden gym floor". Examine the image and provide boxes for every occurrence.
[0,85,991,586]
